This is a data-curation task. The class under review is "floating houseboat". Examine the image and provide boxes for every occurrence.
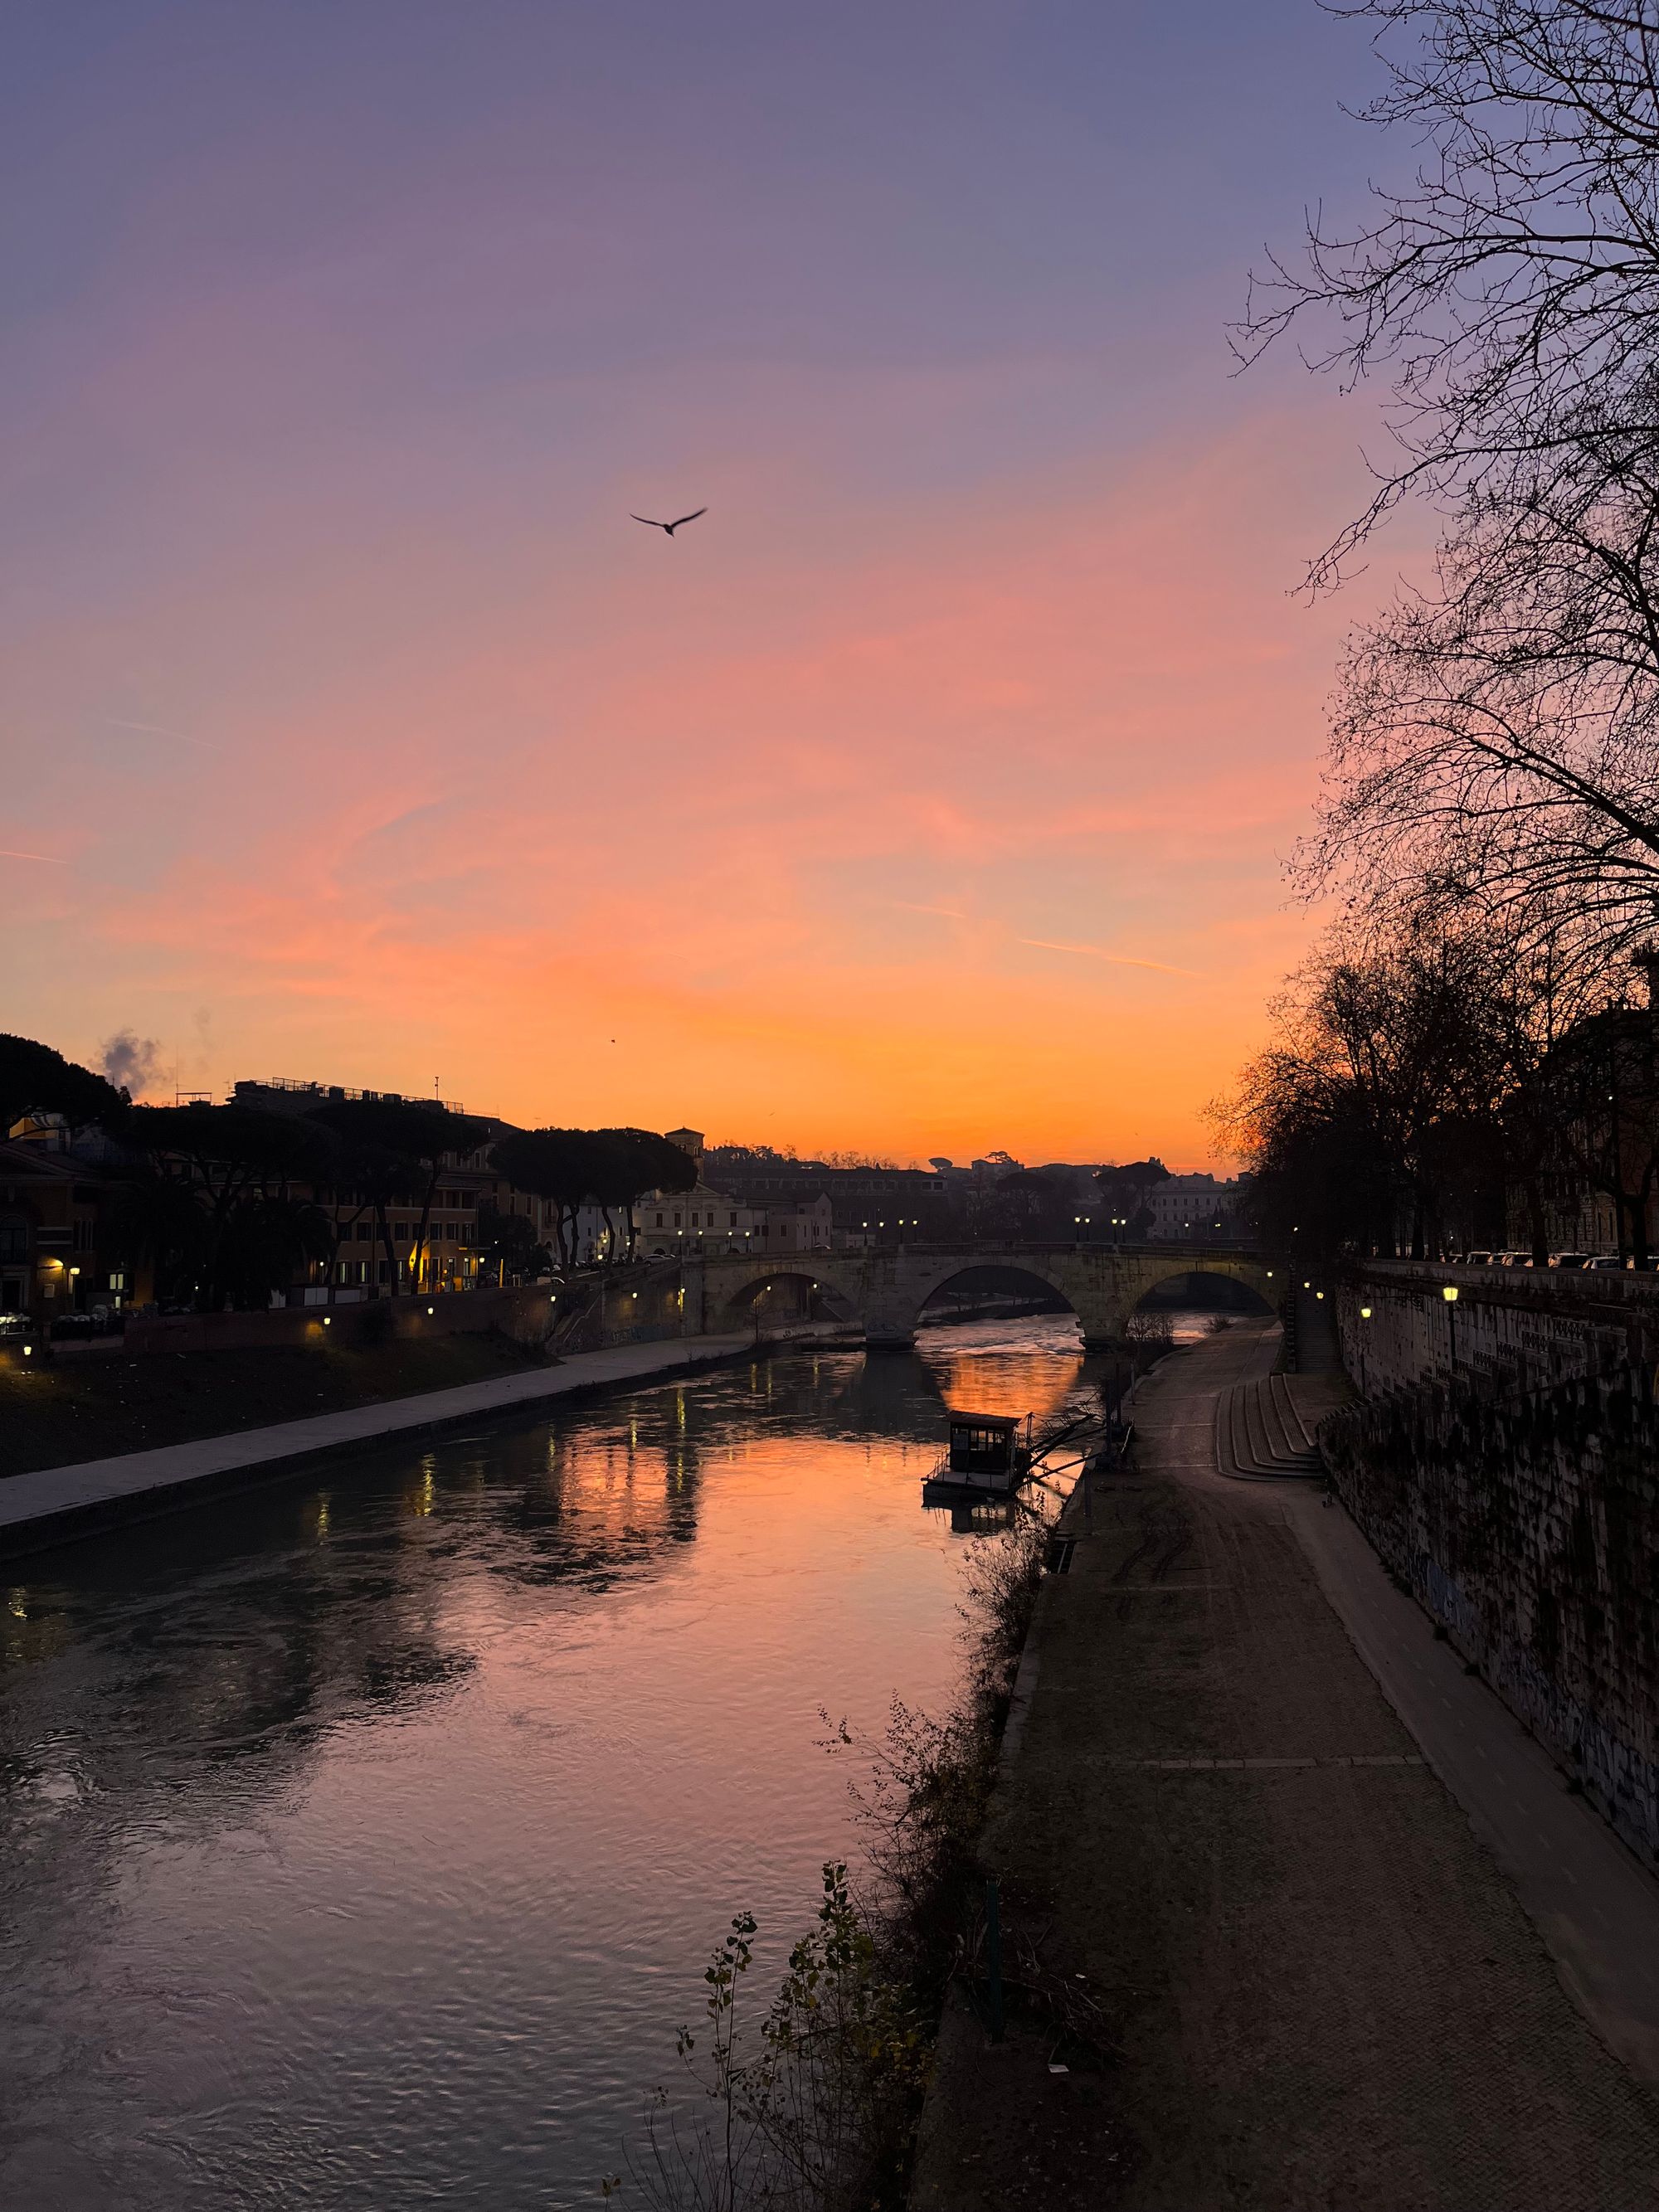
[922,1409,1033,1501]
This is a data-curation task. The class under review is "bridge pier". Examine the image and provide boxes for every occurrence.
[864,1310,917,1352]
[1075,1294,1135,1357]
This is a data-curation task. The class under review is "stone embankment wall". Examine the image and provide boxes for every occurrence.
[1325,1276,1659,1860]
[1335,1261,1659,1398]
[118,1266,690,1359]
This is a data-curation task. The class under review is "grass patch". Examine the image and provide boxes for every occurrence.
[0,1330,554,1479]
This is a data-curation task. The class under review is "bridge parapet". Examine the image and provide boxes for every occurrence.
[694,1242,1276,1350]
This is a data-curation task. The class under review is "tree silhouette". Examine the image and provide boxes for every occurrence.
[311,1098,489,1293]
[1242,1,1659,984]
[0,1032,128,1135]
[1092,1159,1168,1240]
[489,1127,698,1266]
[124,1103,338,1308]
[489,1130,602,1271]
[586,1129,698,1261]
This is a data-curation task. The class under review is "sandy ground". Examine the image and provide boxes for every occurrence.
[910,1321,1659,2210]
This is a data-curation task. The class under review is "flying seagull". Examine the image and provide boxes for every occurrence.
[630,506,707,537]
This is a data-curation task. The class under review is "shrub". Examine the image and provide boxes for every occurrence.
[617,1515,1047,2210]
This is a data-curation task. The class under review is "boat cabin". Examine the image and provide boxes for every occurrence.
[946,1411,1029,1480]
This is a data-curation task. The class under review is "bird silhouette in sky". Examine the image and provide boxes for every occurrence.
[630,507,708,537]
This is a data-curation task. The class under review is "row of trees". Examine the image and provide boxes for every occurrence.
[2,1033,698,1310]
[487,1127,695,1267]
[119,1094,494,1310]
[975,1159,1172,1242]
[1217,918,1659,1262]
[1224,2,1659,1262]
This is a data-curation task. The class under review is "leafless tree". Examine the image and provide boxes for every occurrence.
[1216,909,1596,1255]
[1309,486,1659,965]
[1240,1,1659,581]
[1242,2,1659,966]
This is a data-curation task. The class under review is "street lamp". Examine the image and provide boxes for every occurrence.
[1357,1303,1372,1392]
[1443,1282,1459,1374]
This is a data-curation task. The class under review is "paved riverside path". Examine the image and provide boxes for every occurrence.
[0,1327,825,1558]
[911,1321,1659,2211]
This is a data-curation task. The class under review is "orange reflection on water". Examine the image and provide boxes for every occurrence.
[915,1320,1084,1425]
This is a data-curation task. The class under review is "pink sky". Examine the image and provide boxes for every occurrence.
[2,2,1405,1167]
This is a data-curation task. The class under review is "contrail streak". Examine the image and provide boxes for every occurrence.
[1017,936,1198,978]
[0,849,66,863]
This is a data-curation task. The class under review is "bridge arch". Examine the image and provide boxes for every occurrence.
[1095,1256,1278,1347]
[694,1244,1277,1352]
[1125,1262,1277,1318]
[912,1261,1081,1330]
[713,1266,860,1330]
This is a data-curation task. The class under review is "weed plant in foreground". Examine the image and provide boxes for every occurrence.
[608,1514,1048,2212]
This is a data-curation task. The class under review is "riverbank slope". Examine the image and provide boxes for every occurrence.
[911,1320,1659,2210]
[0,1326,851,1561]
[0,1325,565,1480]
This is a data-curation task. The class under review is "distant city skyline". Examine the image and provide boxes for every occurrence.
[4,2,1413,1166]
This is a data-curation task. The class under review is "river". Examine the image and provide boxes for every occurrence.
[0,1312,1219,2208]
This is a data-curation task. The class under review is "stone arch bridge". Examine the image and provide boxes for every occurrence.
[687,1243,1276,1351]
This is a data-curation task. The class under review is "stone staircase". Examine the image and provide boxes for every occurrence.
[1281,1285,1343,1377]
[1215,1372,1328,1480]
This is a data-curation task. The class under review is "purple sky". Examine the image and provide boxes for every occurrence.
[2,3,1413,1162]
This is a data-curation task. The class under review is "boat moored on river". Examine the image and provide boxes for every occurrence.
[922,1409,1033,1501]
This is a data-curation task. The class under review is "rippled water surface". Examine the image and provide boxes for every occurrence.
[0,1314,1205,2207]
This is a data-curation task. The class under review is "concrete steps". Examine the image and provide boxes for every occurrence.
[1268,1372,1318,1455]
[1215,1376,1327,1481]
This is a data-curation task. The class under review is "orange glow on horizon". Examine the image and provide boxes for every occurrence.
[9,409,1391,1168]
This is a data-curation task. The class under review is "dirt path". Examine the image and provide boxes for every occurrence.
[911,1322,1659,2210]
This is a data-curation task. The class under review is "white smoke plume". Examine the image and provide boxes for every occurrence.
[101,1029,164,1100]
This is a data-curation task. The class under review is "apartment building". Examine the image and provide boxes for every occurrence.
[1143,1172,1244,1241]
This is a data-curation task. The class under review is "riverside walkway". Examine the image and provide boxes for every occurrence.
[912,1320,1659,2210]
[0,1326,847,1561]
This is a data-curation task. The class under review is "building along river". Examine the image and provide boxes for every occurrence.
[0,1312,1214,2209]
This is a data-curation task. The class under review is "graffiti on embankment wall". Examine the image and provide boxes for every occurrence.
[1323,1369,1659,1863]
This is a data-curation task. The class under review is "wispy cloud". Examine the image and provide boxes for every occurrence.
[105,718,216,751]
[1017,936,1199,978]
[12,406,1349,1164]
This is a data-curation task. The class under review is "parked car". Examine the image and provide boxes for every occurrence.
[1463,1251,1494,1266]
[1550,1252,1593,1270]
[1585,1257,1627,1271]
